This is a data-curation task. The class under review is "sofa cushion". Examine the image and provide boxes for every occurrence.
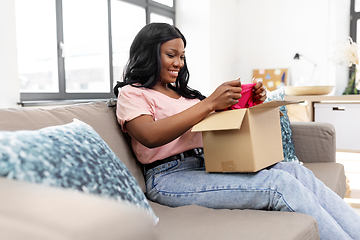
[0,119,158,224]
[0,178,156,240]
[150,202,319,240]
[265,88,300,163]
[0,101,145,192]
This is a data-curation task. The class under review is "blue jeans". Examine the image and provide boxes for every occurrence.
[145,155,360,240]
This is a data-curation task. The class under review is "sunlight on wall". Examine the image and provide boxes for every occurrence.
[177,0,350,96]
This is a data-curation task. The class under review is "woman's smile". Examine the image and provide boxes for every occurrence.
[168,69,179,77]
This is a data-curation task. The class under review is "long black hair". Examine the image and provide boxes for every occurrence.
[113,23,205,100]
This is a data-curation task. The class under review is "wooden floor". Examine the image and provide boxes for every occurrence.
[336,152,360,210]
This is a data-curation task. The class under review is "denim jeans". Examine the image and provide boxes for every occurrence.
[145,155,360,240]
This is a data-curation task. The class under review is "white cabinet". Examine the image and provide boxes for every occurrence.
[314,103,360,152]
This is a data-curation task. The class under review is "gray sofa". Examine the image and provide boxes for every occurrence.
[0,101,346,240]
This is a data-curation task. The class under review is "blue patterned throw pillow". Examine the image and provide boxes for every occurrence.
[0,120,158,224]
[264,88,300,163]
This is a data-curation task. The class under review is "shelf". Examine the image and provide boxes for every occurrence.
[284,95,360,121]
[285,95,360,103]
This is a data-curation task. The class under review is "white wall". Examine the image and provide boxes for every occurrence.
[175,0,212,96]
[330,0,352,95]
[176,0,351,96]
[0,0,20,108]
[238,0,330,85]
[176,0,241,96]
[209,0,241,91]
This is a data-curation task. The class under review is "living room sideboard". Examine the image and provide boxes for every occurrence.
[284,95,360,152]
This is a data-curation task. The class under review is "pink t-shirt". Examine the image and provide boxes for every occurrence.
[116,85,203,164]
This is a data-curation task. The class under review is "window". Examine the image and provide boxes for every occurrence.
[15,0,175,103]
[150,12,173,24]
[62,0,110,93]
[111,1,146,85]
[152,0,173,8]
[351,0,360,42]
[16,0,58,93]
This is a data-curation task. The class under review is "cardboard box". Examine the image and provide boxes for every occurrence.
[192,100,298,172]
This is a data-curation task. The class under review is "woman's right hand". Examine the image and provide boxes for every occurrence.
[204,78,243,111]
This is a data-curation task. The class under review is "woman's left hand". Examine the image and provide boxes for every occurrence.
[252,79,267,103]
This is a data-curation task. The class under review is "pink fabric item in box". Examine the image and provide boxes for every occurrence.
[223,83,262,111]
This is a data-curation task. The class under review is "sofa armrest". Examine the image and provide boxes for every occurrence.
[291,122,336,163]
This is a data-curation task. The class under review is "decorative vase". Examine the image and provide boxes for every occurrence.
[343,66,360,95]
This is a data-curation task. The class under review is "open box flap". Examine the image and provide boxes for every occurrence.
[250,100,301,109]
[192,109,247,132]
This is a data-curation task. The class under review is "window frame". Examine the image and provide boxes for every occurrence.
[350,0,359,42]
[349,0,360,95]
[19,0,175,103]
